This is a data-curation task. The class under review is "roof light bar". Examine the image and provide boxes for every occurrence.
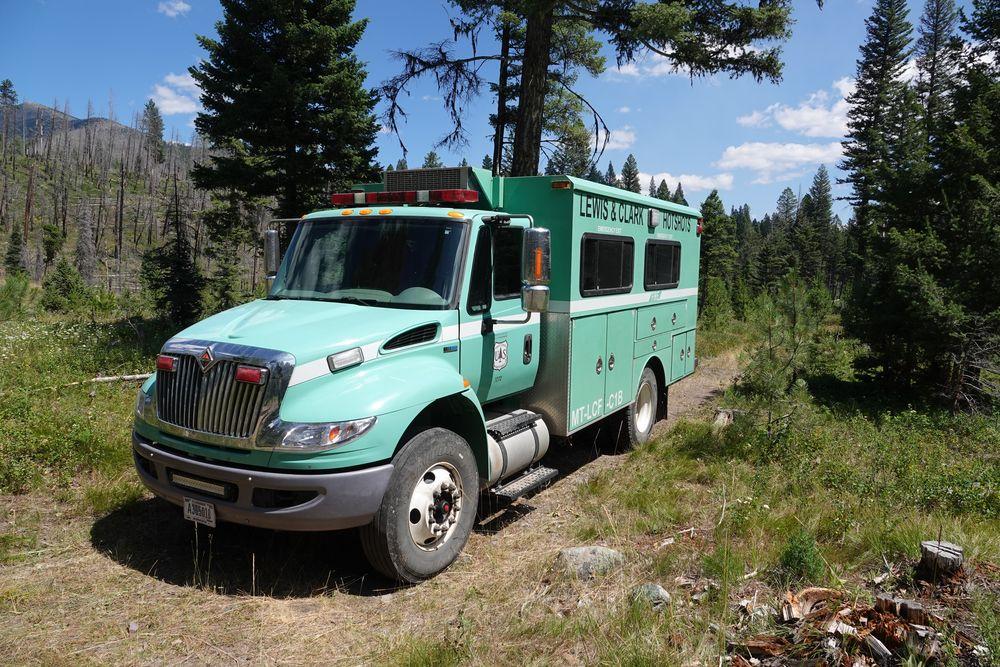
[329,189,478,207]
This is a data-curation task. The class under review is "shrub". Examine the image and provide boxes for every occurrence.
[40,257,89,313]
[778,529,825,582]
[0,274,30,321]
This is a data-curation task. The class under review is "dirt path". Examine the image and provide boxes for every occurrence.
[0,351,741,665]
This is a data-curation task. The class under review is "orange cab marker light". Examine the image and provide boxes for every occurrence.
[341,209,354,216]
[533,247,543,280]
[378,208,393,215]
[463,378,471,388]
[447,211,464,218]
[359,208,373,215]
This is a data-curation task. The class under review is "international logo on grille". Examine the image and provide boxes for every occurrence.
[198,347,215,372]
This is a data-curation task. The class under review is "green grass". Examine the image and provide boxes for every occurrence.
[0,317,171,493]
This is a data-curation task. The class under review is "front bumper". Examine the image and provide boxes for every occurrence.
[132,431,393,531]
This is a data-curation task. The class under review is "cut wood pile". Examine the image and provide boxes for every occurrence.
[727,541,996,666]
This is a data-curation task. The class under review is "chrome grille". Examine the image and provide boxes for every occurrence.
[156,356,267,439]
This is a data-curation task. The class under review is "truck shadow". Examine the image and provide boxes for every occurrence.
[90,419,629,598]
[90,497,400,598]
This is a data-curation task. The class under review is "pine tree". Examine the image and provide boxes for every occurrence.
[604,162,619,188]
[656,179,671,200]
[140,99,166,163]
[620,153,641,192]
[191,0,379,244]
[481,154,494,170]
[40,257,88,313]
[141,176,205,325]
[544,121,591,177]
[422,150,444,168]
[915,0,960,133]
[698,190,737,301]
[74,211,97,286]
[759,189,797,290]
[647,176,656,197]
[395,158,408,170]
[585,163,603,184]
[671,182,688,206]
[791,193,823,281]
[4,226,25,277]
[840,0,913,264]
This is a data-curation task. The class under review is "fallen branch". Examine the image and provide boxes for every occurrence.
[44,373,152,391]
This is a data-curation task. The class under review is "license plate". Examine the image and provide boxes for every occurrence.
[183,497,216,527]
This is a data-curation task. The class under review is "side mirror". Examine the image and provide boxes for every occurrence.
[521,227,551,313]
[264,229,280,283]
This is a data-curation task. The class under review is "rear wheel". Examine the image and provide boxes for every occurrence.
[361,428,479,583]
[626,367,659,448]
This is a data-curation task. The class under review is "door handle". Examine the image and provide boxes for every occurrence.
[596,356,603,375]
[650,317,657,331]
[608,353,615,371]
[523,334,533,364]
[671,312,677,325]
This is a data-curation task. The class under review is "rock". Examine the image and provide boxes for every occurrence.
[128,621,139,634]
[632,583,671,610]
[555,546,624,579]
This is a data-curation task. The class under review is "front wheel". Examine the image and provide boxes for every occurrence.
[361,428,479,583]
[626,367,659,448]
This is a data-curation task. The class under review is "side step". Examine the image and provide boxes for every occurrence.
[486,411,541,441]
[491,466,558,502]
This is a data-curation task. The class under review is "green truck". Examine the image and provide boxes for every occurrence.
[133,166,702,582]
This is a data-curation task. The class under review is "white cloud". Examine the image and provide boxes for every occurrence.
[594,126,636,151]
[639,171,734,193]
[151,72,201,115]
[715,141,842,184]
[421,95,442,102]
[157,0,191,18]
[617,106,631,114]
[607,52,691,80]
[736,79,854,138]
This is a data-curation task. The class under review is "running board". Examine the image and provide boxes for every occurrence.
[490,466,558,502]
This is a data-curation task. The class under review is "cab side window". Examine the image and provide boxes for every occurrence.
[581,234,634,297]
[467,227,491,314]
[493,226,523,300]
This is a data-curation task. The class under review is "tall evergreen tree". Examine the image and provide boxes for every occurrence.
[585,163,604,184]
[671,182,688,206]
[395,158,408,170]
[792,192,823,280]
[604,162,619,188]
[619,153,642,193]
[915,0,960,133]
[191,0,379,244]
[839,0,914,265]
[140,176,205,325]
[544,120,591,177]
[4,226,25,277]
[647,176,657,197]
[655,179,671,201]
[481,154,494,170]
[422,150,444,168]
[804,166,837,290]
[698,190,738,301]
[140,99,166,163]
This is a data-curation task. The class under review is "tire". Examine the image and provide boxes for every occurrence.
[361,428,479,583]
[626,367,659,448]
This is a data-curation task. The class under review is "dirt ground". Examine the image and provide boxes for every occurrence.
[0,351,740,665]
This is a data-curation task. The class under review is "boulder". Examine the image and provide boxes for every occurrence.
[556,546,624,579]
[632,583,671,610]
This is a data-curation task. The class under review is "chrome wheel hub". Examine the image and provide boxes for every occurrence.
[408,462,463,551]
[635,380,654,434]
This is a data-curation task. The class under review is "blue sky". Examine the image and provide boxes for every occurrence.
[3,0,929,218]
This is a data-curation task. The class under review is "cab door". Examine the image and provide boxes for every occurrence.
[459,220,541,404]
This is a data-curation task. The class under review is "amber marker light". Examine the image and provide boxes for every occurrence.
[551,181,572,189]
[359,208,373,215]
[447,211,464,218]
[341,209,353,216]
[378,208,393,215]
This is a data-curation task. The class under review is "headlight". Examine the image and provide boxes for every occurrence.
[135,387,154,420]
[259,417,376,452]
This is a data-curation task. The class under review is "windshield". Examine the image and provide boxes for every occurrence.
[269,217,467,309]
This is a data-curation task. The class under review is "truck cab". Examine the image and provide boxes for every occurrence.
[133,166,701,582]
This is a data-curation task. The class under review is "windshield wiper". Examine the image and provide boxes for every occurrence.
[326,295,379,307]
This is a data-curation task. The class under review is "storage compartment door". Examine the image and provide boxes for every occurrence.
[685,330,697,375]
[670,332,687,383]
[568,315,607,432]
[604,310,635,415]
